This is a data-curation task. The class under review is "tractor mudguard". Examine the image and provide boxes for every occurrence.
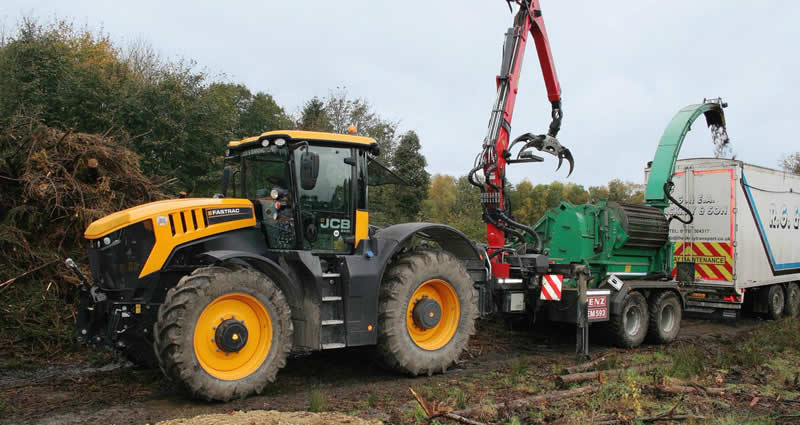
[199,250,299,311]
[341,222,486,347]
[370,222,483,262]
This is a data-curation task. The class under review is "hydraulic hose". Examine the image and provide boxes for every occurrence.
[664,180,693,225]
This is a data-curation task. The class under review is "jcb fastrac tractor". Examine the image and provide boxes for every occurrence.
[72,0,579,401]
[73,130,490,400]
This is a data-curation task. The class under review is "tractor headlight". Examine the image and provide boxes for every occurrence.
[270,189,280,199]
[274,138,286,147]
[261,139,270,147]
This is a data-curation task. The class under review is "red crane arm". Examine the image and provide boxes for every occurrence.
[468,0,570,279]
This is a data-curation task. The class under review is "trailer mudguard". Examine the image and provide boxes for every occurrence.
[608,281,686,316]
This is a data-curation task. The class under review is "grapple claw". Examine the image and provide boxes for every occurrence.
[510,133,574,176]
[559,148,574,177]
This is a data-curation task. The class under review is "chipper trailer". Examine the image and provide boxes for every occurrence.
[525,99,800,348]
[68,0,583,400]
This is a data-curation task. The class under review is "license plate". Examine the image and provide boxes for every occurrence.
[587,295,609,322]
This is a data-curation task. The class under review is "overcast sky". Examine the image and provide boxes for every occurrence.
[4,1,799,188]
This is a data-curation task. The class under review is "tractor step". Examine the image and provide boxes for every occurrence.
[321,343,346,350]
[322,296,342,301]
[321,319,344,326]
[322,273,341,278]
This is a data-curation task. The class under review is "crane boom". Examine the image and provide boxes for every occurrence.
[469,0,573,278]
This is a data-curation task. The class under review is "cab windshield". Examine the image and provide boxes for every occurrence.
[240,147,290,199]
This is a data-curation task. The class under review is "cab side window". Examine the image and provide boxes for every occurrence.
[295,146,354,252]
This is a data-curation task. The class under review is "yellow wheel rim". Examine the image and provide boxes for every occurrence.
[193,293,272,381]
[406,279,460,351]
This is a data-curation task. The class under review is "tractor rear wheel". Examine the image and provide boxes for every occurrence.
[608,291,648,348]
[784,283,800,318]
[154,265,292,401]
[646,291,682,344]
[377,250,477,376]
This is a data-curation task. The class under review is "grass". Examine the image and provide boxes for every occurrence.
[367,391,378,408]
[510,356,528,375]
[670,344,706,378]
[718,318,800,369]
[449,386,469,409]
[307,386,328,412]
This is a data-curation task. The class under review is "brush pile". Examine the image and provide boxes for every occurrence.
[0,118,168,359]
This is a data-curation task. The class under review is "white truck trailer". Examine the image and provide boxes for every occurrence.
[658,157,800,319]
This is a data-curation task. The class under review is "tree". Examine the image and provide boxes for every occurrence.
[422,174,457,224]
[782,153,800,175]
[297,97,332,132]
[390,131,430,222]
[0,19,297,195]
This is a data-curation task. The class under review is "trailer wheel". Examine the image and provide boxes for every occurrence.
[377,250,477,376]
[154,265,292,401]
[646,291,682,344]
[608,291,648,348]
[765,285,785,320]
[784,283,800,318]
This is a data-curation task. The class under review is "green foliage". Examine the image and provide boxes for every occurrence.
[670,344,706,378]
[390,131,430,223]
[718,319,800,369]
[298,97,332,132]
[308,386,328,412]
[448,386,469,409]
[0,18,293,195]
[296,89,430,226]
[367,391,378,408]
[421,176,646,242]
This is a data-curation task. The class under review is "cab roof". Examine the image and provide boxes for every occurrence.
[227,130,377,150]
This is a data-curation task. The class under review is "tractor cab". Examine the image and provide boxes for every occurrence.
[224,130,403,254]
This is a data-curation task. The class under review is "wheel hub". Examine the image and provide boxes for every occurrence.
[214,318,248,353]
[412,297,442,330]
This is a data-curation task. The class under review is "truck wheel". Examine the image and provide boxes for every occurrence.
[154,265,292,401]
[377,250,477,376]
[608,291,648,348]
[646,291,682,344]
[765,285,785,320]
[784,283,800,318]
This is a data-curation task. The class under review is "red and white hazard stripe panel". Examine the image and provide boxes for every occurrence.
[540,274,563,301]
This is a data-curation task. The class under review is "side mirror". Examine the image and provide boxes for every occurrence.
[300,151,319,190]
[221,166,231,197]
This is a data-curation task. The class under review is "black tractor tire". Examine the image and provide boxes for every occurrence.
[608,291,649,348]
[783,283,800,318]
[646,291,682,344]
[377,250,478,376]
[765,284,785,320]
[153,265,293,401]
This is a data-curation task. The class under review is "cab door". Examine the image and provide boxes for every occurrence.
[295,145,356,253]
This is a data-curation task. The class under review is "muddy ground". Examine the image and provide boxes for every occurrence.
[2,316,798,425]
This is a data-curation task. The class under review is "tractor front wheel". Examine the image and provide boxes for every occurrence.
[154,265,292,401]
[377,250,477,376]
